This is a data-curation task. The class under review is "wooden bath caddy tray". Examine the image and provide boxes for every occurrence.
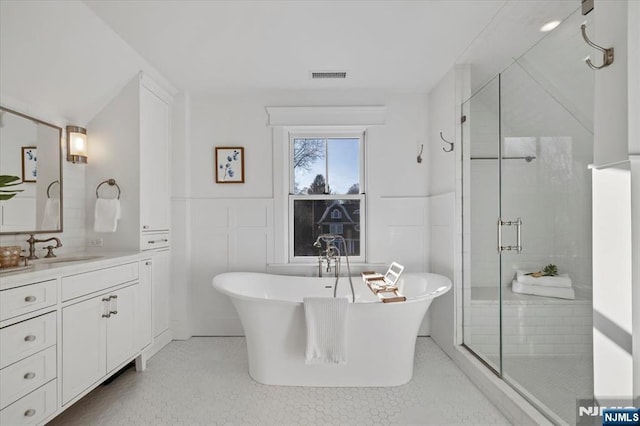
[362,262,406,303]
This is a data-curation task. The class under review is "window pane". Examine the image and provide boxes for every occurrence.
[293,138,325,194]
[293,199,361,256]
[327,138,360,194]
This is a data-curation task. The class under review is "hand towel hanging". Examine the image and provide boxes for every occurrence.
[303,297,349,364]
[94,198,121,232]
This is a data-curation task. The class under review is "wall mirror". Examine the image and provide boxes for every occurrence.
[0,106,63,234]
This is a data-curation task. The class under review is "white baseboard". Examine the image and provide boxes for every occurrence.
[143,328,173,361]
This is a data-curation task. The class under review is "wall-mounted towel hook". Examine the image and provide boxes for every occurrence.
[417,144,424,163]
[580,23,614,70]
[440,132,454,152]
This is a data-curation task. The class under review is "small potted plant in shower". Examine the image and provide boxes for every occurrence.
[528,264,559,277]
[0,175,23,200]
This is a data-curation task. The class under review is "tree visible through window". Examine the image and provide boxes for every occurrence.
[290,134,364,259]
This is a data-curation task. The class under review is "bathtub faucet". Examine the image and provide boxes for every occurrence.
[314,237,340,277]
[312,234,355,302]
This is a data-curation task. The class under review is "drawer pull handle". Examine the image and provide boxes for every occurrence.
[102,297,111,302]
[24,335,36,342]
[147,239,168,244]
[24,409,36,417]
[143,225,149,229]
[102,313,111,318]
[24,372,36,380]
[109,310,118,315]
[145,261,152,266]
[24,295,37,302]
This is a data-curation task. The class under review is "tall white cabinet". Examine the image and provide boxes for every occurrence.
[87,72,173,359]
[140,83,170,232]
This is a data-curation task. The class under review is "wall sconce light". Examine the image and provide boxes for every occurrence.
[66,126,88,163]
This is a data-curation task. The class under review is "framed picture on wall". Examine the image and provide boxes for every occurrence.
[215,147,245,183]
[21,146,37,182]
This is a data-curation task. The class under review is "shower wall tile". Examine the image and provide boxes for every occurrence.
[467,297,593,357]
[468,133,593,297]
[428,192,457,355]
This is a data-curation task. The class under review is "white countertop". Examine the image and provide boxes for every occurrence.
[0,251,148,291]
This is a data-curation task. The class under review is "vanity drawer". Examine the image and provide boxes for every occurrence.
[62,262,139,301]
[140,232,170,250]
[0,346,56,409]
[0,280,57,322]
[0,312,56,369]
[0,379,56,426]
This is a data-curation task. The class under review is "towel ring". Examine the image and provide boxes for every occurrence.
[96,179,121,199]
[46,180,60,198]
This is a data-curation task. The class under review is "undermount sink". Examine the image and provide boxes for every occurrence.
[0,255,105,274]
[0,264,35,274]
[35,255,104,264]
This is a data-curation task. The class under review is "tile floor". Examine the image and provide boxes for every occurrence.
[49,337,511,425]
[503,355,593,425]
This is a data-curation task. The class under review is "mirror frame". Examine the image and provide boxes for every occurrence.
[0,106,63,235]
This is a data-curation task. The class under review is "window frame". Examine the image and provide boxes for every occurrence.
[288,131,366,263]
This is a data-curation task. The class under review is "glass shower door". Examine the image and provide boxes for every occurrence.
[462,76,501,372]
[499,8,594,424]
[462,8,594,424]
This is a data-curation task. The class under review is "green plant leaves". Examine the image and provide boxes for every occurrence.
[542,264,558,276]
[0,175,24,200]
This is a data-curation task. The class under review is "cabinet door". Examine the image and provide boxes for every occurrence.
[139,85,170,232]
[152,249,171,337]
[138,260,153,348]
[62,296,107,405]
[106,284,139,372]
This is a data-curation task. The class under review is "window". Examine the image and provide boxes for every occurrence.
[289,133,365,261]
[329,223,344,234]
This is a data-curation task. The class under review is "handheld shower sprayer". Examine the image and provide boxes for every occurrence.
[312,233,355,302]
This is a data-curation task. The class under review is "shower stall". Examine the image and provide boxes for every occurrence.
[461,8,594,425]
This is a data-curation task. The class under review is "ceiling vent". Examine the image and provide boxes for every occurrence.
[310,71,347,79]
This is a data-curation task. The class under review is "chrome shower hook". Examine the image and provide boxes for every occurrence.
[440,132,454,152]
[580,23,614,70]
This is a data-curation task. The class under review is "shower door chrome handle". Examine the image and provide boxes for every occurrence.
[497,217,522,253]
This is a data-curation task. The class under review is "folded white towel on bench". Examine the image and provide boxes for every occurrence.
[512,280,575,300]
[516,270,572,288]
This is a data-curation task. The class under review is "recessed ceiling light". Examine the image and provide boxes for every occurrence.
[540,20,561,32]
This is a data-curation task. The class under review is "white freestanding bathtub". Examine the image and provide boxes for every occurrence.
[212,272,451,387]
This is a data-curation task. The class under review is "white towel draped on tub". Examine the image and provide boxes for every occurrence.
[41,198,60,229]
[303,297,349,365]
[94,198,121,232]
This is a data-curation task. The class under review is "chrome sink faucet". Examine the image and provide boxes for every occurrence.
[26,234,63,260]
